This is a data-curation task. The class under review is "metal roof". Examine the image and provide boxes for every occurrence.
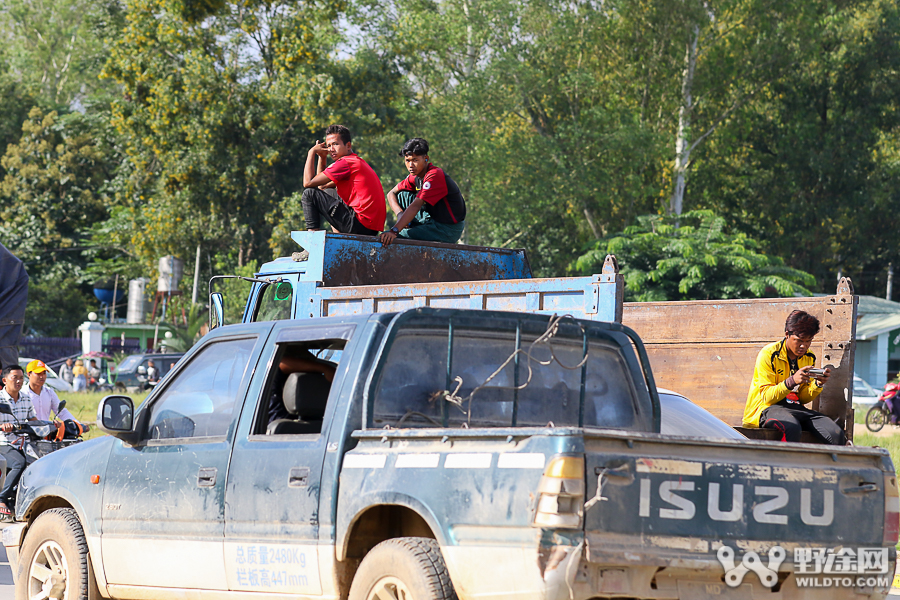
[856,295,900,340]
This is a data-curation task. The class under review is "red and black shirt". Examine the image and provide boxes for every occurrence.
[396,164,467,225]
[323,154,386,231]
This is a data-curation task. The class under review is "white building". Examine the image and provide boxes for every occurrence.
[854,295,900,389]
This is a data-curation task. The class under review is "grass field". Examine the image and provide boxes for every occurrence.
[852,404,900,490]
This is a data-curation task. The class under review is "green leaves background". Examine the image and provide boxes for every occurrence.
[1,0,899,336]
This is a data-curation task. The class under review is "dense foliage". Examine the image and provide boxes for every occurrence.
[1,0,899,335]
[574,211,816,301]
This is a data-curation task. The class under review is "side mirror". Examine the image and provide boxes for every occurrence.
[209,292,225,330]
[57,399,66,413]
[97,395,138,443]
[0,404,12,416]
[137,366,147,375]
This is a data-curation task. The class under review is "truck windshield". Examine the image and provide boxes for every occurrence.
[371,317,646,431]
[254,281,293,322]
[117,356,141,372]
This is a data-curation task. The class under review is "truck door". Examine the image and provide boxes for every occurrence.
[223,323,355,595]
[100,330,265,591]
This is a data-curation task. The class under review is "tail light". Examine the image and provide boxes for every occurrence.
[884,474,899,545]
[533,455,584,529]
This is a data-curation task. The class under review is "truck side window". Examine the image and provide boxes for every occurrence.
[254,340,343,436]
[146,337,257,440]
[254,281,293,322]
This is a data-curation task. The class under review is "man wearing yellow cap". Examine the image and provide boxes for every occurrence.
[23,360,90,432]
[24,359,73,421]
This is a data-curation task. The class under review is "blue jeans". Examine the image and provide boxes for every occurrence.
[396,191,466,244]
[0,445,35,505]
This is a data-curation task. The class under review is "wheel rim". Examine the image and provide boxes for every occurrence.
[867,407,886,432]
[366,576,412,600]
[27,540,69,600]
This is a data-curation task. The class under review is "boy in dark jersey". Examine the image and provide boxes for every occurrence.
[378,138,467,245]
[301,124,386,235]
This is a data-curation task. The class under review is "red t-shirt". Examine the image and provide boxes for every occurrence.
[323,154,386,231]
[396,164,466,224]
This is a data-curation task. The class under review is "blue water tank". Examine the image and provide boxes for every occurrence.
[93,288,126,305]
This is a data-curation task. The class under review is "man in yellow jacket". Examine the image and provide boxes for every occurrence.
[743,310,846,445]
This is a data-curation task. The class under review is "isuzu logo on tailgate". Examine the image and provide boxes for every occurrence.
[637,478,834,525]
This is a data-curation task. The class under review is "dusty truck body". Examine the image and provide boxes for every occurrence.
[3,307,898,600]
[225,231,858,440]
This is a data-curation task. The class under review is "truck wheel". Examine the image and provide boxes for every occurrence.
[349,537,457,600]
[16,507,100,600]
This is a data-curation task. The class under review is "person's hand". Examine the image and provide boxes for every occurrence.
[0,423,13,433]
[793,366,819,386]
[814,367,831,386]
[309,140,328,157]
[379,230,398,246]
[81,422,91,433]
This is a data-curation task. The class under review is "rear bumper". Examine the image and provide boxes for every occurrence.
[442,536,894,600]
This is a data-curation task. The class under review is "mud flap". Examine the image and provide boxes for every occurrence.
[538,530,583,600]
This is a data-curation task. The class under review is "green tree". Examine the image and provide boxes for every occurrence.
[0,0,121,106]
[364,0,671,275]
[22,276,93,337]
[159,304,208,352]
[692,0,900,293]
[574,210,815,301]
[98,0,405,275]
[0,108,113,282]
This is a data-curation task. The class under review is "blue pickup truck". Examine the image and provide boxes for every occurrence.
[3,303,897,600]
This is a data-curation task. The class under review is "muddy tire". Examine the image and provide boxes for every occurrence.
[16,507,100,600]
[866,405,888,432]
[349,537,457,600]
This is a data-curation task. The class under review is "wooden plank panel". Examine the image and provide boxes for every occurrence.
[623,297,826,344]
[641,344,794,425]
[625,294,858,433]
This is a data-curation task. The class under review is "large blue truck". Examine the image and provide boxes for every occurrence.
[221,232,859,439]
[3,232,890,600]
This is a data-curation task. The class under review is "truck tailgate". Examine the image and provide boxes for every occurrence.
[582,431,893,564]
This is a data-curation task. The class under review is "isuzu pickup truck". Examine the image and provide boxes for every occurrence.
[4,307,897,600]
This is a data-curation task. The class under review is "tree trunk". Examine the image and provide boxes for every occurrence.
[670,24,700,217]
[583,207,600,239]
[462,0,476,78]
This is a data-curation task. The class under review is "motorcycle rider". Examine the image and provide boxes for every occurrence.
[22,359,90,433]
[0,364,40,518]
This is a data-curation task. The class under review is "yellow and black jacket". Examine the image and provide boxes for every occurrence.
[742,339,824,427]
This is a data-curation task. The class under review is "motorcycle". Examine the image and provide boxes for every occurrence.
[865,382,900,432]
[0,400,83,518]
[0,399,83,460]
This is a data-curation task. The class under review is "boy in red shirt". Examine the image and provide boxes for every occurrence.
[378,138,467,246]
[302,125,386,235]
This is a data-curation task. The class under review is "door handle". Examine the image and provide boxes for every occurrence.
[198,467,217,487]
[841,483,878,494]
[289,467,310,488]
